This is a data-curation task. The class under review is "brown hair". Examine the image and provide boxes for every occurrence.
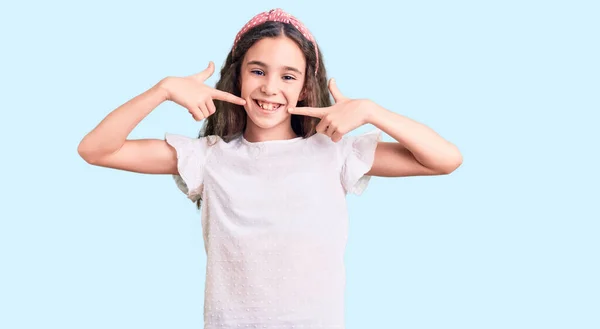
[194,21,331,209]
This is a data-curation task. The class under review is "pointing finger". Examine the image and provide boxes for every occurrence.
[287,106,327,118]
[211,89,247,106]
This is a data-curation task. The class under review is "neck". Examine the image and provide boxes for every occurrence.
[243,122,298,143]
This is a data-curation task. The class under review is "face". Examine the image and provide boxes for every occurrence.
[239,36,307,135]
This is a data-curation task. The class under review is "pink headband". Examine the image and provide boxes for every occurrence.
[232,8,319,75]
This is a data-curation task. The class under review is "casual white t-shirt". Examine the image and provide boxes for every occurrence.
[165,128,381,329]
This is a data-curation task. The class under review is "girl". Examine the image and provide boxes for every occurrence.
[78,8,462,329]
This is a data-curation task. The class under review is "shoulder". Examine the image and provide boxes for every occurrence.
[165,133,224,146]
[163,133,231,202]
[338,129,382,154]
[164,133,229,154]
[338,129,382,195]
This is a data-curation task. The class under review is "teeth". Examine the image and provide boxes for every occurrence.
[257,100,282,111]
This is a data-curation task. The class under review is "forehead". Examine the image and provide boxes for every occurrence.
[243,36,306,71]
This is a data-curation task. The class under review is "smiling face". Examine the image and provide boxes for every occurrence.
[239,36,307,141]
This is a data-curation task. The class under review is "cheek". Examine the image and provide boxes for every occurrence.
[239,79,249,97]
[239,73,256,96]
[284,84,304,101]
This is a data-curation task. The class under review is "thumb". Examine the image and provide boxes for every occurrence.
[191,61,215,82]
[328,78,347,103]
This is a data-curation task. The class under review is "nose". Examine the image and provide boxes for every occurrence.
[260,76,279,95]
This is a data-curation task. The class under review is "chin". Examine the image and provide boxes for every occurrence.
[245,111,291,130]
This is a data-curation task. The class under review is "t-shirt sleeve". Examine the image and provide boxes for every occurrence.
[339,128,382,195]
[164,133,213,202]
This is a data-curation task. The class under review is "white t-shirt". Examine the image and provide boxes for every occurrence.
[165,128,381,329]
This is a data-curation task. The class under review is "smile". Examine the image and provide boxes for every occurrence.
[254,99,285,112]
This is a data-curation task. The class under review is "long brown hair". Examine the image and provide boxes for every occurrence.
[194,21,332,208]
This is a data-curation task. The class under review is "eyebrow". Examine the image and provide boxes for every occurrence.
[246,60,303,76]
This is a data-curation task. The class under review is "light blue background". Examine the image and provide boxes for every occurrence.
[1,0,598,328]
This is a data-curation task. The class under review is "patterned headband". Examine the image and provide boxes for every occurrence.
[232,8,319,75]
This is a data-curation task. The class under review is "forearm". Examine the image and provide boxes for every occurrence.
[367,101,462,172]
[78,80,169,160]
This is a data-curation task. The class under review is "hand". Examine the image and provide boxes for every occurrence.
[288,78,372,142]
[161,61,246,121]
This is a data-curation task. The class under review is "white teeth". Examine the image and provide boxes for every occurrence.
[257,100,282,111]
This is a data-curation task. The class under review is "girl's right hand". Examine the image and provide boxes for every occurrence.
[161,61,246,121]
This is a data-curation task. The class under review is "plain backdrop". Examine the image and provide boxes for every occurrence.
[1,1,598,328]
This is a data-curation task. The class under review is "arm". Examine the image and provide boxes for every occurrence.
[366,101,463,177]
[287,78,463,178]
[77,79,179,174]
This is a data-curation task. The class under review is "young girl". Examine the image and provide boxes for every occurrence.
[78,8,462,329]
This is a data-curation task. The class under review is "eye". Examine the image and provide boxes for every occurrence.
[251,69,264,76]
[283,75,296,81]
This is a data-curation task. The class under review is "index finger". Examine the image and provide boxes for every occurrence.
[211,89,247,106]
[288,106,327,118]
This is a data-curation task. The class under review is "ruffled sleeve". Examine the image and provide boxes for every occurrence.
[164,133,213,202]
[340,129,382,195]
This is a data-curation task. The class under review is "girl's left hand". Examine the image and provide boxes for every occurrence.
[288,78,374,143]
